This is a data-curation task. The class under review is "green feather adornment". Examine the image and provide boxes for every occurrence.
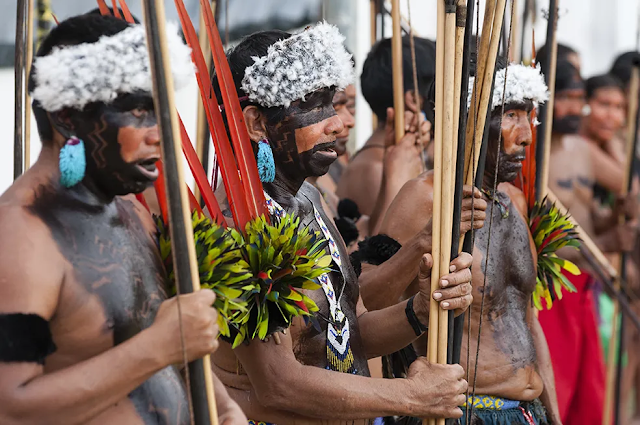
[237,214,332,348]
[156,211,332,349]
[156,212,252,341]
[529,196,582,310]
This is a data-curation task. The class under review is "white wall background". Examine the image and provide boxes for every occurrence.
[2,0,640,193]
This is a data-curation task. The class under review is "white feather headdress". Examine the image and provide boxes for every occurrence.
[468,63,549,111]
[241,21,354,108]
[31,23,194,112]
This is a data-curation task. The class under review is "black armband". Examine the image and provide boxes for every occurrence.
[356,234,402,266]
[0,313,57,364]
[405,296,428,336]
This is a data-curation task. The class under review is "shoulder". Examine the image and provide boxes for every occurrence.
[379,171,434,243]
[392,170,435,206]
[0,204,65,316]
[500,183,528,219]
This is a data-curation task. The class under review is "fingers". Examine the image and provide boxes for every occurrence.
[196,288,217,306]
[461,196,488,212]
[433,283,472,307]
[385,107,395,127]
[462,185,483,199]
[460,208,487,224]
[419,254,434,279]
[447,252,473,273]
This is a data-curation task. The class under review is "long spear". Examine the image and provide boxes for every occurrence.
[609,62,640,425]
[546,190,640,333]
[14,0,27,180]
[534,0,558,201]
[141,1,218,423]
[426,3,445,424]
[391,0,405,143]
[194,1,216,205]
[24,0,34,171]
[450,0,474,367]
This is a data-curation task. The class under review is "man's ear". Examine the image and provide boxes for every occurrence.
[48,108,76,139]
[243,105,268,142]
[404,90,422,114]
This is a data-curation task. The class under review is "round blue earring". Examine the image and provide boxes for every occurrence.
[257,138,275,183]
[59,136,86,188]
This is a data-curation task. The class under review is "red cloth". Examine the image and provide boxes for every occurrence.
[538,270,605,425]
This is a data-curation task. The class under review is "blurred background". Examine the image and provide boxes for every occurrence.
[1,0,639,193]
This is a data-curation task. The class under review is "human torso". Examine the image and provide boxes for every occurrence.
[336,138,385,216]
[459,184,543,401]
[548,134,595,235]
[29,187,188,425]
[213,182,370,424]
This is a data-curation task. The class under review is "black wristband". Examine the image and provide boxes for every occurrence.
[405,296,428,336]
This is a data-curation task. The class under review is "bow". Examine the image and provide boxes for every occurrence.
[14,0,29,180]
[140,1,220,423]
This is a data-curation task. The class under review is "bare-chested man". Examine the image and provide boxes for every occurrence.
[378,60,560,424]
[0,13,245,424]
[338,36,435,234]
[211,24,478,423]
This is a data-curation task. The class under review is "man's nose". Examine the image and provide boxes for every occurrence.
[145,126,161,146]
[325,114,345,136]
[518,119,533,147]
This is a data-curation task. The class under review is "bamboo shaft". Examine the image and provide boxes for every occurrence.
[142,1,218,423]
[426,4,446,424]
[463,0,495,179]
[14,0,26,181]
[438,1,458,366]
[391,0,405,143]
[623,67,639,193]
[25,0,33,171]
[194,2,215,203]
[546,191,618,279]
[464,0,507,188]
[468,0,506,187]
[436,7,458,425]
[538,6,559,200]
[603,65,639,425]
[454,0,466,251]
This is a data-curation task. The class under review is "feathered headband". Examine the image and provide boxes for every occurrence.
[31,23,194,112]
[241,21,354,108]
[468,63,549,111]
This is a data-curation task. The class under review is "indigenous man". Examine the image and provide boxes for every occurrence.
[379,59,561,424]
[212,23,476,423]
[0,13,245,424]
[338,36,435,233]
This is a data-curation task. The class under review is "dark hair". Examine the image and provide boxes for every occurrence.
[28,13,132,143]
[360,36,436,121]
[213,29,293,126]
[585,74,624,99]
[554,59,583,93]
[536,43,577,74]
[610,51,640,86]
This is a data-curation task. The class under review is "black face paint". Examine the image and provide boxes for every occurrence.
[56,93,159,198]
[552,115,582,134]
[266,88,339,185]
